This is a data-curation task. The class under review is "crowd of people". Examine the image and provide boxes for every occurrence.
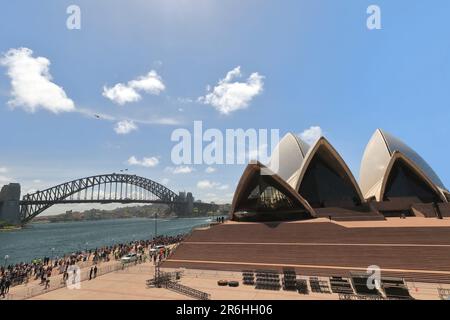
[215,216,225,223]
[0,233,186,298]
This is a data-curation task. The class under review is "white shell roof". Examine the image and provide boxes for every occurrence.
[267,133,309,182]
[359,129,446,199]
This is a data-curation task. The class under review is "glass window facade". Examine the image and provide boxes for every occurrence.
[235,175,306,213]
[383,159,442,203]
[298,148,361,208]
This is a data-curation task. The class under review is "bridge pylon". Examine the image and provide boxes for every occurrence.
[173,192,194,216]
[0,183,21,226]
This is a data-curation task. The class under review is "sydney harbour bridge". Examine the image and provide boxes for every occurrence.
[0,173,220,225]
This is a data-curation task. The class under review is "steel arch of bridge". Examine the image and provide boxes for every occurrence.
[20,174,180,224]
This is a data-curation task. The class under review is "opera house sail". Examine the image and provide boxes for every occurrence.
[360,129,449,218]
[231,162,314,221]
[230,129,449,222]
[267,132,310,181]
[287,137,364,209]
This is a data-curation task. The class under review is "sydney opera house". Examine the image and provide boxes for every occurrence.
[165,129,450,285]
[231,129,450,222]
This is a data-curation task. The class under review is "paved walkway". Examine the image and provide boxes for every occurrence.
[30,263,186,300]
[25,263,450,300]
[6,258,125,300]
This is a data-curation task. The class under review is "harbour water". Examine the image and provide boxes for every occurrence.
[0,217,213,265]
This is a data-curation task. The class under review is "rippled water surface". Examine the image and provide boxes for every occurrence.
[0,217,212,265]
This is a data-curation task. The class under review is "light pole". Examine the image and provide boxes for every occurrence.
[154,211,160,284]
[154,211,158,239]
[51,248,55,264]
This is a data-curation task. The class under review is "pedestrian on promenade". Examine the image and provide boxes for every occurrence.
[4,277,10,294]
[89,267,93,280]
[44,278,50,290]
[93,265,98,278]
[0,277,5,298]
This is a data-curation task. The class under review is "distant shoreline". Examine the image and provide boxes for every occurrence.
[33,214,217,224]
[0,225,22,231]
[30,203,229,225]
[31,215,222,225]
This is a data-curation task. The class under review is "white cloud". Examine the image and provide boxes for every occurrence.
[197,180,229,191]
[199,66,264,114]
[205,193,217,197]
[173,166,194,174]
[161,178,170,185]
[165,166,194,174]
[103,70,165,105]
[0,167,8,174]
[127,156,159,168]
[200,191,234,204]
[197,180,220,189]
[128,70,165,94]
[143,117,180,126]
[114,120,138,135]
[298,126,323,145]
[205,166,216,174]
[102,84,141,105]
[77,107,180,126]
[0,175,13,184]
[0,47,75,113]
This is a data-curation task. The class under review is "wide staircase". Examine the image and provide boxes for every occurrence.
[315,206,385,221]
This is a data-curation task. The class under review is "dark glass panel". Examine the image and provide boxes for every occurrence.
[298,149,361,208]
[384,159,442,203]
[235,175,305,212]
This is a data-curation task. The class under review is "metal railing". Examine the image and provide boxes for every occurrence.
[5,259,146,300]
[338,293,385,300]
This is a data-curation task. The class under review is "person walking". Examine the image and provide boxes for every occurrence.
[93,265,98,278]
[0,277,5,298]
[4,276,10,294]
[89,267,93,280]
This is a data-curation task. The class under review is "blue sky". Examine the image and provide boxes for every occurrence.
[1,1,449,214]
